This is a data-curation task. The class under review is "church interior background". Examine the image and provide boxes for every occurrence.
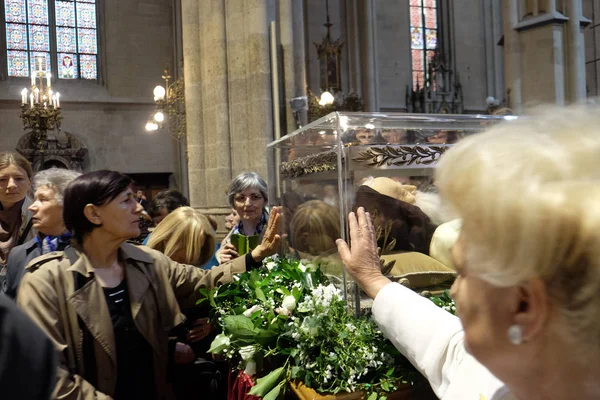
[0,0,598,235]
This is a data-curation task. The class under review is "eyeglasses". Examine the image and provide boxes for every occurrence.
[234,194,263,204]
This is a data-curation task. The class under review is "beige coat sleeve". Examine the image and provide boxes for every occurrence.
[17,267,112,400]
[156,251,247,309]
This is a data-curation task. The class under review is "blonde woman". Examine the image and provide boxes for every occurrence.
[290,200,340,257]
[147,206,223,397]
[337,104,600,400]
[147,206,216,268]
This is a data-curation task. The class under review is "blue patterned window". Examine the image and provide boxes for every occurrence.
[3,0,98,80]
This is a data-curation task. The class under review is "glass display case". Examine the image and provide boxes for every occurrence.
[267,112,516,310]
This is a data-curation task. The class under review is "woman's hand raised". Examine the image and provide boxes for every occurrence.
[250,207,281,262]
[336,207,391,299]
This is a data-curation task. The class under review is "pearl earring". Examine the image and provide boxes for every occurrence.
[507,324,523,345]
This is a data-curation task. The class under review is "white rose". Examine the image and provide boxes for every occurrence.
[244,359,257,376]
[265,261,277,271]
[243,305,261,317]
[275,307,290,316]
[239,345,256,361]
[282,295,297,311]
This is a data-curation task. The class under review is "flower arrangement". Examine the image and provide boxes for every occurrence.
[427,290,457,316]
[198,256,421,399]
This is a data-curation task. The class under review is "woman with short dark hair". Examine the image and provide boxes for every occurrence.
[218,172,270,264]
[17,170,281,399]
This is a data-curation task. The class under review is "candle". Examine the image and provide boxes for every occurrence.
[31,72,35,86]
[34,88,39,103]
[55,93,60,108]
[21,88,27,104]
[46,73,51,88]
[30,94,34,108]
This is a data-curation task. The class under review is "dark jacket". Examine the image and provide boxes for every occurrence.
[0,292,57,400]
[3,238,41,299]
[3,237,71,299]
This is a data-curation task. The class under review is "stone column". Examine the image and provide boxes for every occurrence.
[199,0,232,206]
[181,0,276,236]
[358,0,379,111]
[279,0,298,135]
[292,0,308,127]
[226,0,273,178]
[566,0,588,101]
[345,0,361,94]
[502,0,588,110]
[181,0,204,206]
[502,0,524,112]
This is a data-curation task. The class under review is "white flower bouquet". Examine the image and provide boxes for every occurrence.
[198,256,421,399]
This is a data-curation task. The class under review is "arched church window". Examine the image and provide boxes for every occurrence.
[410,0,437,89]
[3,0,98,80]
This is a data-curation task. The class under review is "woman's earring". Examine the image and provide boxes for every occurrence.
[507,324,523,345]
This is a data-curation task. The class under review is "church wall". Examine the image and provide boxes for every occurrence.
[584,0,600,97]
[303,0,494,114]
[452,0,489,112]
[520,24,566,105]
[0,0,177,175]
[374,0,411,111]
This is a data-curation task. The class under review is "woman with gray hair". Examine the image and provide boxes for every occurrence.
[3,167,80,298]
[218,172,269,264]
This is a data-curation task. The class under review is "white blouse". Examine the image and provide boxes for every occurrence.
[371,282,516,400]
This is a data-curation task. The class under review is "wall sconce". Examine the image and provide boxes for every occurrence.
[145,68,186,140]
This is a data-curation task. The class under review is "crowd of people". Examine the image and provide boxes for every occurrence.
[0,104,599,400]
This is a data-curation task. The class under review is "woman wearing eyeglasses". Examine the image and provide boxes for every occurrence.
[217,172,269,265]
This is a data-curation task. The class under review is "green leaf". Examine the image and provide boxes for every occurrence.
[291,286,301,301]
[248,367,285,396]
[255,287,267,302]
[367,393,378,400]
[290,366,301,378]
[276,287,291,296]
[254,329,279,346]
[207,333,230,354]
[196,287,216,307]
[263,381,284,400]
[223,315,258,339]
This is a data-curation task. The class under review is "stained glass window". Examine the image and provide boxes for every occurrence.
[55,0,98,80]
[410,0,438,89]
[3,0,98,80]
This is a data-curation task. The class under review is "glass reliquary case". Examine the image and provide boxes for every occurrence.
[267,112,515,310]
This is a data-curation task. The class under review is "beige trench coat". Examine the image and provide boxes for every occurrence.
[17,242,247,399]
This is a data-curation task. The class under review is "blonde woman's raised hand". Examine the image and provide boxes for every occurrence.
[251,207,281,262]
[336,207,391,299]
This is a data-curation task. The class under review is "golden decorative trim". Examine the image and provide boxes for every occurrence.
[280,151,338,179]
[352,145,449,168]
